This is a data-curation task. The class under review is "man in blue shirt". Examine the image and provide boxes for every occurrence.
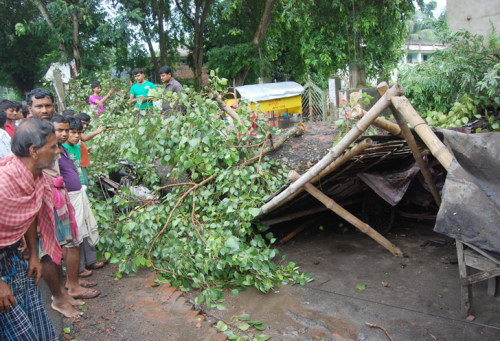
[129,68,156,111]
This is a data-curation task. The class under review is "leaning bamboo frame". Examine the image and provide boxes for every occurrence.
[260,83,404,215]
[258,82,456,256]
[377,85,442,206]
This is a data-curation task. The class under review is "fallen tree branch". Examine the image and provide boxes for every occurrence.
[239,123,305,168]
[366,322,394,341]
[191,190,207,245]
[148,173,217,268]
[210,89,245,127]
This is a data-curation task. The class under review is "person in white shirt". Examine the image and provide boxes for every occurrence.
[0,111,12,159]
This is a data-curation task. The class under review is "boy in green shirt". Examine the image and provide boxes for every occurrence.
[129,67,156,110]
[62,117,86,185]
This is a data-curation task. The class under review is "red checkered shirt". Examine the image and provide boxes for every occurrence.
[0,154,62,264]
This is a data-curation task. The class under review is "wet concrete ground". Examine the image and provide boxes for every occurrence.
[191,219,500,340]
[41,218,500,340]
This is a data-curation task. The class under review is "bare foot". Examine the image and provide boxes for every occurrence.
[52,294,86,307]
[68,296,86,306]
[51,300,83,318]
[65,279,98,290]
[67,282,101,299]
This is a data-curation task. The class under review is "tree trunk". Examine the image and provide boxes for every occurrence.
[72,12,81,73]
[234,66,251,86]
[233,0,276,85]
[140,21,160,79]
[193,29,203,91]
[175,0,212,91]
[193,0,212,91]
[34,0,68,61]
[252,0,276,46]
[349,62,366,89]
[152,0,167,66]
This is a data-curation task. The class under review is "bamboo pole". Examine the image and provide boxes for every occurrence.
[352,106,403,138]
[291,141,368,206]
[265,138,373,212]
[278,217,322,245]
[391,96,454,171]
[260,83,404,215]
[377,85,442,206]
[288,170,404,257]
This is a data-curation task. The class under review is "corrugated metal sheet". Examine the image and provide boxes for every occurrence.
[235,82,304,102]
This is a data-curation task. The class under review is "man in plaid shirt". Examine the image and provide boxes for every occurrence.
[0,119,59,340]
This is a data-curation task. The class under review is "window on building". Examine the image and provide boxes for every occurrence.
[406,55,413,63]
[423,54,429,61]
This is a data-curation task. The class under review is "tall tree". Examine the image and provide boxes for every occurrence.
[205,0,276,85]
[33,0,69,61]
[30,0,107,74]
[117,0,160,77]
[274,0,418,87]
[116,0,179,79]
[175,0,213,90]
[0,1,59,94]
[152,0,168,66]
[233,0,276,85]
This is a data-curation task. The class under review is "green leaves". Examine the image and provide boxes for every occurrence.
[216,321,228,332]
[399,28,499,131]
[73,75,309,315]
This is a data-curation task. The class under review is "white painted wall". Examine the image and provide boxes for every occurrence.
[447,0,500,37]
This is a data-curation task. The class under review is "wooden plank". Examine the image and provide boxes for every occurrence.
[464,249,498,271]
[462,267,500,286]
[463,241,500,266]
[456,240,472,317]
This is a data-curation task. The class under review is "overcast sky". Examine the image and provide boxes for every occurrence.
[429,0,447,18]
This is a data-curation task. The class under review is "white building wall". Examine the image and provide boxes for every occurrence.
[447,0,500,37]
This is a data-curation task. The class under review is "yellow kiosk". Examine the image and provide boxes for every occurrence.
[225,82,304,122]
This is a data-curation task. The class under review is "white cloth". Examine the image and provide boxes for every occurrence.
[0,129,12,159]
[68,187,99,246]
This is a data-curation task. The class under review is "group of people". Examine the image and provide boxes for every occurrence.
[129,66,183,114]
[0,89,107,340]
[0,65,183,339]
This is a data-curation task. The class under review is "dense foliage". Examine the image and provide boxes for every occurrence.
[66,75,311,307]
[2,0,421,96]
[398,28,500,131]
[275,0,417,87]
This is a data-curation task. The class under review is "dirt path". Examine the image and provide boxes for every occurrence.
[42,266,226,341]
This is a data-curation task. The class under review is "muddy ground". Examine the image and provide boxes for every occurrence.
[42,216,500,340]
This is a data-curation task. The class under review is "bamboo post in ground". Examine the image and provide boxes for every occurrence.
[352,106,403,138]
[260,83,404,215]
[391,96,454,171]
[288,170,404,257]
[377,85,442,206]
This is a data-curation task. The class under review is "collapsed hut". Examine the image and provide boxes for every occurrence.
[256,82,500,317]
